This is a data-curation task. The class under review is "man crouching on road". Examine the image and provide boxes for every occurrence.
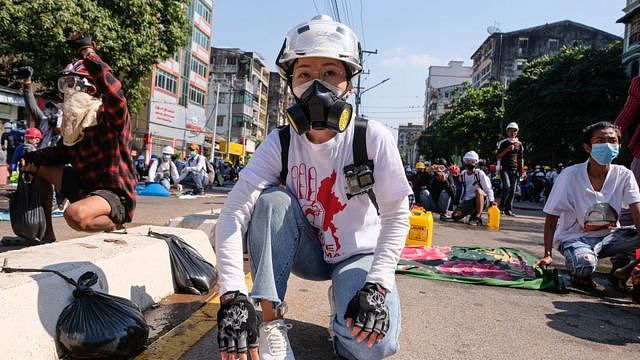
[214,15,411,360]
[535,122,640,292]
[19,32,136,241]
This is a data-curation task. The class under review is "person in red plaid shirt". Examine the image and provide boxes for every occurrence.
[615,76,640,226]
[20,32,136,241]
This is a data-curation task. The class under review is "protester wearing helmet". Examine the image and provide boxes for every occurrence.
[147,146,180,191]
[2,122,18,165]
[451,151,496,226]
[409,160,434,209]
[10,127,42,172]
[496,122,524,216]
[215,15,411,360]
[19,32,137,242]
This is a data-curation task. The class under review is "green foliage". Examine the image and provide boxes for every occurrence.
[0,0,191,113]
[418,82,505,163]
[505,41,628,165]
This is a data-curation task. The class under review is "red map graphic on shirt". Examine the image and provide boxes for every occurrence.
[299,169,346,258]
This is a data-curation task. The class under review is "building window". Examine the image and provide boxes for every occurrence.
[216,115,224,127]
[630,16,640,46]
[193,27,210,49]
[194,0,212,23]
[155,69,177,94]
[232,114,252,127]
[548,38,559,51]
[518,37,528,56]
[189,86,206,106]
[226,57,237,65]
[191,57,208,77]
[172,51,180,62]
[515,59,527,71]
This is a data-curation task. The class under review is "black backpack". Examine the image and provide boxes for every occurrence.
[278,119,379,213]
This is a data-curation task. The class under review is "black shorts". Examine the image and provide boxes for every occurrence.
[61,166,131,224]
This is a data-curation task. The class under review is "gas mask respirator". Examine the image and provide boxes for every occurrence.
[285,80,353,135]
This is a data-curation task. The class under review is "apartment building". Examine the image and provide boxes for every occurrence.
[397,122,424,166]
[208,47,270,164]
[423,61,472,127]
[470,20,620,88]
[618,0,640,76]
[266,71,294,133]
[131,0,214,159]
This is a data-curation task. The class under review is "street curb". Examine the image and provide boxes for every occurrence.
[135,273,252,360]
[0,225,214,360]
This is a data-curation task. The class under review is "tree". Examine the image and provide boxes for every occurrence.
[0,0,191,113]
[505,41,628,165]
[417,82,505,163]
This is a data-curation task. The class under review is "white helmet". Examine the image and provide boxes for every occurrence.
[162,146,174,155]
[276,15,362,79]
[506,122,519,130]
[3,122,12,130]
[463,150,480,164]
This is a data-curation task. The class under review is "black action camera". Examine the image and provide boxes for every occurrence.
[343,163,375,198]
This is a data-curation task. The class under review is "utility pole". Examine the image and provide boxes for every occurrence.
[355,48,378,118]
[210,82,220,162]
[226,74,235,161]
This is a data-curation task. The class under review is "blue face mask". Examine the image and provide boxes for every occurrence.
[189,151,197,158]
[590,143,619,165]
[162,154,171,161]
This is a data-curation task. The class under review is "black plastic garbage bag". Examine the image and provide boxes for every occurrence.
[0,267,148,359]
[148,230,218,295]
[9,173,46,242]
[56,271,149,359]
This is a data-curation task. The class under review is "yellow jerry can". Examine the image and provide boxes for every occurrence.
[487,204,501,231]
[406,207,433,246]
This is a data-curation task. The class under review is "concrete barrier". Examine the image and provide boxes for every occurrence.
[166,208,220,245]
[0,225,215,360]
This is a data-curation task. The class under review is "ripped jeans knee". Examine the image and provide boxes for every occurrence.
[563,247,598,279]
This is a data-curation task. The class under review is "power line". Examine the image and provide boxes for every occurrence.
[332,0,341,22]
[312,0,320,14]
[359,0,366,49]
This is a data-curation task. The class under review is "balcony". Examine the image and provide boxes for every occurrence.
[214,64,238,73]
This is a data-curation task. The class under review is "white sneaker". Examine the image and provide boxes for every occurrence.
[327,285,336,342]
[259,319,295,359]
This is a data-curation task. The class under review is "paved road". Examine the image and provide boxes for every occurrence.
[182,204,640,360]
[3,190,639,359]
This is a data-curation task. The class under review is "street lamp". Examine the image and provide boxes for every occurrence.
[356,77,390,117]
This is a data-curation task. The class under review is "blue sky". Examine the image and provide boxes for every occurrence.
[212,0,626,132]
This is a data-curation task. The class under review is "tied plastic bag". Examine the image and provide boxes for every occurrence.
[56,271,149,359]
[148,230,218,295]
[9,173,46,242]
[0,266,148,359]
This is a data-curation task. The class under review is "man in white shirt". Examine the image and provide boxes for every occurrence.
[148,146,179,191]
[179,143,206,195]
[451,150,496,226]
[536,122,640,292]
[214,15,411,360]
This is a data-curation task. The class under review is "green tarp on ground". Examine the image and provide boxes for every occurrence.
[396,245,565,292]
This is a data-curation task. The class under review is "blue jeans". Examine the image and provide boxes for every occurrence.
[560,227,640,280]
[246,187,401,360]
[419,189,450,214]
[179,172,204,192]
[499,169,519,212]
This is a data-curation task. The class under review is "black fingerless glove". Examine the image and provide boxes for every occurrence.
[66,32,94,54]
[216,291,259,354]
[344,282,390,336]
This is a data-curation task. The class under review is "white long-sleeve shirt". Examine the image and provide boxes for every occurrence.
[148,159,179,184]
[215,120,412,295]
[461,168,495,202]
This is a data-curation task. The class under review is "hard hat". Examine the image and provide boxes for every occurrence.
[463,150,479,164]
[162,146,174,155]
[276,14,362,79]
[415,161,426,169]
[25,127,42,139]
[506,122,519,130]
[584,203,618,230]
[3,122,12,130]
